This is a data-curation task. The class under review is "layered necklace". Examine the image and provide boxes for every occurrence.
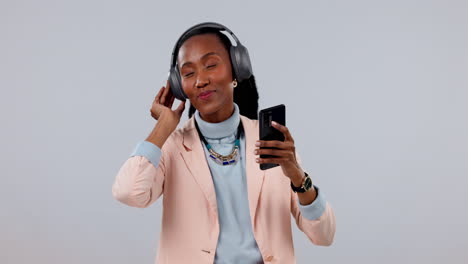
[194,118,244,166]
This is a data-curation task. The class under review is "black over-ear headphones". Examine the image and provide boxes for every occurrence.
[168,22,253,101]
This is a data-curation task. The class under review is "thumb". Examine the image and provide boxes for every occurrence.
[175,100,186,115]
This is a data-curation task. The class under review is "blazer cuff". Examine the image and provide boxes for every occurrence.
[129,140,162,167]
[297,185,327,221]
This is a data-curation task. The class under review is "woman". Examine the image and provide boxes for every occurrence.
[112,22,336,264]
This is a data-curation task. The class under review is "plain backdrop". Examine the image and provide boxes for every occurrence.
[1,0,467,263]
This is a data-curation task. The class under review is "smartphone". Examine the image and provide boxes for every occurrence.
[259,104,286,170]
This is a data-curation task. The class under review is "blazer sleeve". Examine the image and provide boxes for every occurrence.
[112,140,166,208]
[290,151,336,246]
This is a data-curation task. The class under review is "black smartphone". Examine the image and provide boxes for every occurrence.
[259,104,286,170]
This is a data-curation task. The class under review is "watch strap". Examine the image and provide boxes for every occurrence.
[291,171,311,193]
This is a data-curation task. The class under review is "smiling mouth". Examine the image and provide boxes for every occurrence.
[198,90,215,99]
[199,90,215,96]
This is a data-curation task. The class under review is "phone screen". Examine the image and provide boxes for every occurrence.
[259,104,286,170]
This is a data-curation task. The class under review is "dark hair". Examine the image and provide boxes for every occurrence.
[174,27,259,120]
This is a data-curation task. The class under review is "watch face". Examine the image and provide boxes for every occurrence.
[304,176,312,190]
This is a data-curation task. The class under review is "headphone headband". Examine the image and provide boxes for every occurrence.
[170,22,241,67]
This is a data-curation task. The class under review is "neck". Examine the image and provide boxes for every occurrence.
[199,102,235,123]
[194,102,240,139]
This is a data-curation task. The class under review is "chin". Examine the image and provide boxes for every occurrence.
[197,102,221,116]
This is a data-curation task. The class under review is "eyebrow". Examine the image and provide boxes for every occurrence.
[180,52,220,68]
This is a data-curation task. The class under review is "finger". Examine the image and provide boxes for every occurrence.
[254,148,291,158]
[163,93,172,107]
[257,140,293,150]
[175,100,186,115]
[168,94,175,109]
[161,87,169,105]
[165,86,175,107]
[271,121,294,142]
[255,157,288,164]
[155,86,165,104]
[162,80,173,105]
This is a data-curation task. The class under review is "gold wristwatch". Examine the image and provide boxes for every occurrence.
[290,171,313,193]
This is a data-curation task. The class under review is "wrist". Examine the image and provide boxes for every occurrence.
[291,170,305,187]
[290,171,314,194]
[146,121,174,148]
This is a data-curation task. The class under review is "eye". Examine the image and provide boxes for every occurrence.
[183,72,194,78]
[207,64,217,68]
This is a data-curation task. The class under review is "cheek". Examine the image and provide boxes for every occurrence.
[212,66,232,86]
[181,79,196,97]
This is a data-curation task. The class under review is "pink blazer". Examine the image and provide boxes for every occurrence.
[112,115,336,263]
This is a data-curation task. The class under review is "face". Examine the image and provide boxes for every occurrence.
[177,33,235,123]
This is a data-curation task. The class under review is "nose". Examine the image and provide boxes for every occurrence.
[195,73,210,88]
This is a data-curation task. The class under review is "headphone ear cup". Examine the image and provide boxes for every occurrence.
[168,66,188,101]
[230,44,253,82]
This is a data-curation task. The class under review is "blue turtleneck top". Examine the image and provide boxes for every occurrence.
[130,102,327,264]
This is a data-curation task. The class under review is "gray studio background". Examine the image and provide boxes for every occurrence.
[1,0,467,263]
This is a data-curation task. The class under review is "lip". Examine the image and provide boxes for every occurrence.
[198,90,215,100]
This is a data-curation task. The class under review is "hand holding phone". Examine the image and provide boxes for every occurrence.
[258,104,286,170]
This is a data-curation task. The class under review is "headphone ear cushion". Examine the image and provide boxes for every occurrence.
[169,66,187,101]
[230,44,253,82]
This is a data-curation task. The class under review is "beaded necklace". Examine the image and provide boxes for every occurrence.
[194,118,243,166]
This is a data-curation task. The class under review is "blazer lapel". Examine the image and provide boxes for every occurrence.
[240,115,266,226]
[179,117,218,218]
[179,115,266,226]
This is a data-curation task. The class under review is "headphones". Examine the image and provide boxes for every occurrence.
[168,22,253,101]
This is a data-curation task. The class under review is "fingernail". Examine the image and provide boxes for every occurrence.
[272,121,277,126]
[255,158,259,162]
[254,150,258,154]
[255,142,260,146]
